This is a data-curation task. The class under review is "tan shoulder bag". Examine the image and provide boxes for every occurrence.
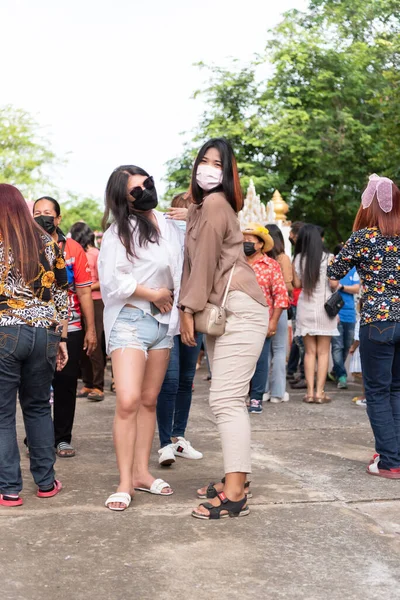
[194,265,236,337]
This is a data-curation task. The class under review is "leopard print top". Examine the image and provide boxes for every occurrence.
[0,234,68,329]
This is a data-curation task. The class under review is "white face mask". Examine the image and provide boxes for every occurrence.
[196,164,223,191]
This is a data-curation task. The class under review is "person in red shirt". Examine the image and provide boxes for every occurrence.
[33,197,97,458]
[242,224,289,413]
[70,222,106,401]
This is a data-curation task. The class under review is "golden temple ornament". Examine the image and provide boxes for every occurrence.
[271,190,289,222]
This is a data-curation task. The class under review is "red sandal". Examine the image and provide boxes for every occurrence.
[0,494,23,507]
[37,480,62,498]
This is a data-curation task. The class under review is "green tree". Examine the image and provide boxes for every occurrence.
[165,0,400,245]
[60,195,104,233]
[0,105,58,195]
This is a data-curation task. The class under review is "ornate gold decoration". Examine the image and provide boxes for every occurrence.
[56,257,66,269]
[41,271,55,288]
[7,298,26,310]
[271,190,289,222]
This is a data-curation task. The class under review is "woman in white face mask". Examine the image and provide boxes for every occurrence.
[179,138,269,520]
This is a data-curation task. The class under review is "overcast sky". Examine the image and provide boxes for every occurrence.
[1,0,306,202]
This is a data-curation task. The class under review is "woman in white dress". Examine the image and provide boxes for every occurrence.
[293,224,339,403]
[99,166,184,511]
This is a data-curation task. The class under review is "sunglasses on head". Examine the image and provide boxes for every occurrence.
[129,176,155,200]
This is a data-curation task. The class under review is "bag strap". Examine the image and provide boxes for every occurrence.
[221,264,236,309]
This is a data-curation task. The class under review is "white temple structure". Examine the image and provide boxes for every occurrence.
[239,180,292,255]
[238,179,267,228]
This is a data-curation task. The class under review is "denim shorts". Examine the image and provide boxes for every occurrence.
[109,307,173,355]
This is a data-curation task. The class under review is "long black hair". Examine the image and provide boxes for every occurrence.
[70,222,95,250]
[103,165,159,259]
[266,223,285,259]
[190,138,243,213]
[294,224,327,296]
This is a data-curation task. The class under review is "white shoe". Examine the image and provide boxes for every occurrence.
[270,392,290,403]
[263,392,271,402]
[173,437,203,460]
[158,444,176,466]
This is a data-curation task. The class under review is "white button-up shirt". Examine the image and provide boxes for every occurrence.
[98,210,184,353]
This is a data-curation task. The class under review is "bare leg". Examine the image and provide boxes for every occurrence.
[108,348,146,509]
[316,336,332,397]
[132,349,171,492]
[304,335,317,398]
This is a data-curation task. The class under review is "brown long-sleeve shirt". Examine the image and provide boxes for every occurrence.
[179,192,267,313]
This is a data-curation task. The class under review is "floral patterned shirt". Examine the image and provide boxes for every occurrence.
[0,234,69,329]
[250,254,289,318]
[327,227,400,326]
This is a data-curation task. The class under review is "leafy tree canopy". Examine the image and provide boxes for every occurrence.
[0,105,58,196]
[60,194,104,234]
[0,105,103,232]
[165,0,400,245]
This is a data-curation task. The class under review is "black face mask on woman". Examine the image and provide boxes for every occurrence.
[129,176,158,212]
[243,242,257,257]
[34,215,57,234]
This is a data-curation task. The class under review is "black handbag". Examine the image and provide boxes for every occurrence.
[324,289,344,318]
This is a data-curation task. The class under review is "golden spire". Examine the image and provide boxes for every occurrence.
[271,190,289,222]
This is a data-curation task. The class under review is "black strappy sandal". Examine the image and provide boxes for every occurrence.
[197,477,252,499]
[192,491,249,520]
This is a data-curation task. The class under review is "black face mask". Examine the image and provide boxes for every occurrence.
[129,176,158,212]
[243,242,257,257]
[289,237,295,246]
[35,215,57,234]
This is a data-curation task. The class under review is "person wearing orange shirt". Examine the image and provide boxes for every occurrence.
[243,224,289,414]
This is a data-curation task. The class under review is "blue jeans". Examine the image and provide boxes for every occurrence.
[157,334,202,448]
[359,322,400,469]
[0,325,59,495]
[250,337,271,401]
[269,311,288,398]
[332,321,355,379]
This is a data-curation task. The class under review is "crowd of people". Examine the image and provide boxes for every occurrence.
[1,139,400,516]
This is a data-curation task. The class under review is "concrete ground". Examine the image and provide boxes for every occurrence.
[1,367,400,600]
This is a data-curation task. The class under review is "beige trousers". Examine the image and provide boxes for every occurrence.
[206,291,269,474]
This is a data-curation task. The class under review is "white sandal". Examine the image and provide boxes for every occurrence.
[104,492,132,511]
[134,478,173,496]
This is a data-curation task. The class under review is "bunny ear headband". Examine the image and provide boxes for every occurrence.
[362,173,394,213]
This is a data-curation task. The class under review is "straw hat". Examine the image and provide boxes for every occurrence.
[242,222,274,253]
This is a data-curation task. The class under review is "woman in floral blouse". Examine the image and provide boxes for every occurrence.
[0,184,68,507]
[243,223,289,414]
[328,175,400,479]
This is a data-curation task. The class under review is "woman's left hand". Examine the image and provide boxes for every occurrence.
[267,321,278,338]
[167,207,188,221]
[56,342,69,371]
[180,312,197,347]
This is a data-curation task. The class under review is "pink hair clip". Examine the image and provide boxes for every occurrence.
[361,173,394,213]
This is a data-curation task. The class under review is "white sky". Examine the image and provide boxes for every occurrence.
[1,0,307,202]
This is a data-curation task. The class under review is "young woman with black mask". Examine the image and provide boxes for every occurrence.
[293,224,339,403]
[33,197,96,458]
[179,139,269,520]
[99,166,184,511]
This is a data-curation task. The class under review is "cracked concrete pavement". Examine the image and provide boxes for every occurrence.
[1,367,400,600]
